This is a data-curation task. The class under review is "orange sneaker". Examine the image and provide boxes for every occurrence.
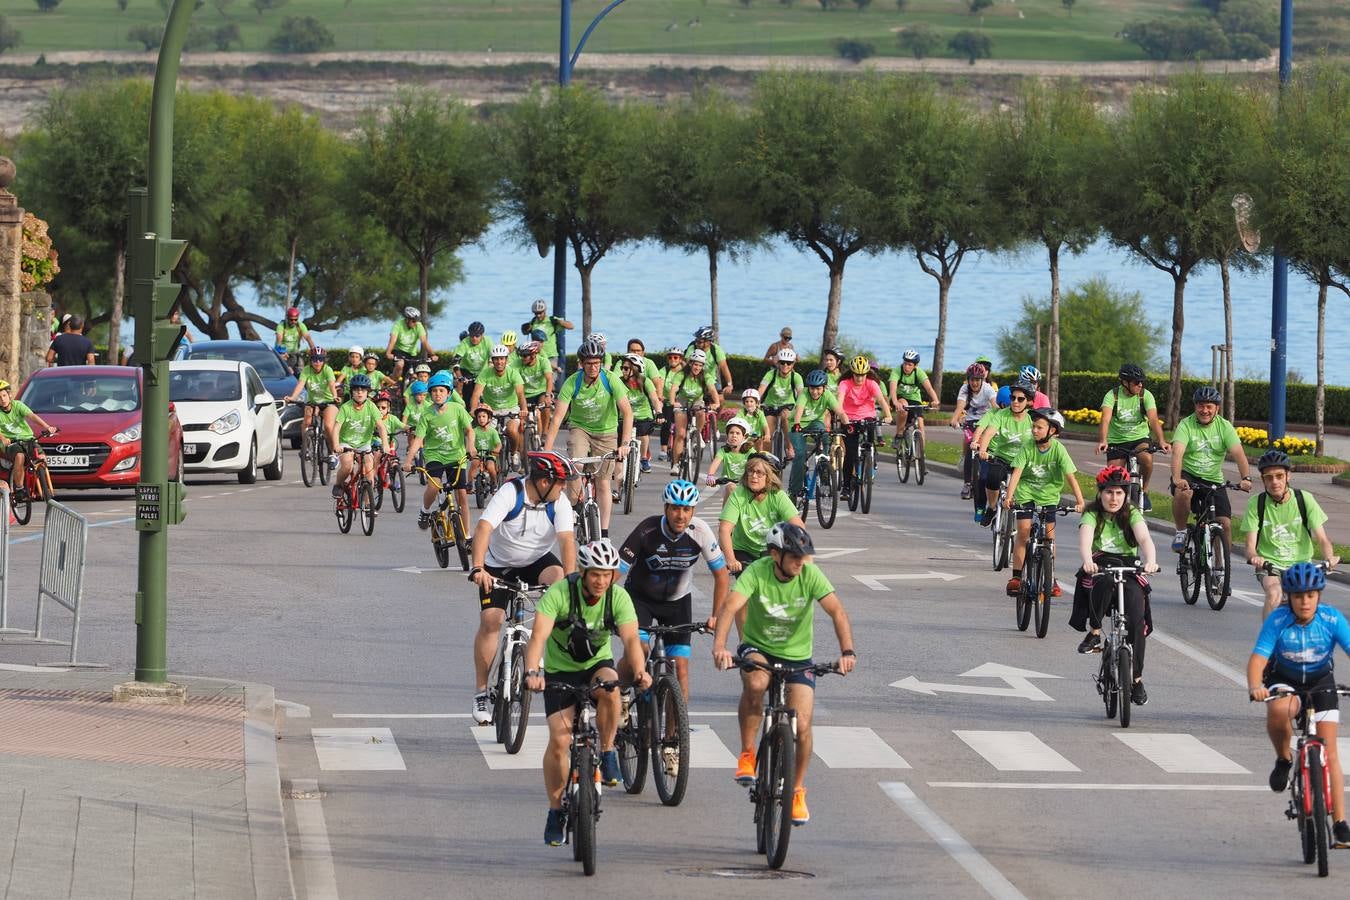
[734,750,756,785]
[1050,582,1063,598]
[791,787,809,825]
[1005,577,1021,597]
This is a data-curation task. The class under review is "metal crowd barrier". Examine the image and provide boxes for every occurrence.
[29,500,103,668]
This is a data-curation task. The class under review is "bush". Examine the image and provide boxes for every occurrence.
[948,30,992,64]
[897,24,941,60]
[834,39,875,63]
[212,23,242,51]
[1122,18,1236,60]
[268,16,335,53]
[0,16,20,55]
[127,24,163,51]
[1227,32,1272,60]
[33,0,61,12]
[996,278,1164,374]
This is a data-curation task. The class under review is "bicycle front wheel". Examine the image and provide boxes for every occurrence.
[575,747,598,876]
[860,448,874,514]
[1117,645,1133,729]
[1016,557,1036,632]
[762,720,796,870]
[651,677,690,807]
[816,462,838,529]
[503,643,531,755]
[389,466,405,513]
[450,506,471,571]
[991,505,1006,571]
[617,692,648,795]
[358,482,376,535]
[10,487,31,526]
[1034,553,1054,639]
[1101,650,1118,720]
[914,431,926,485]
[300,430,315,487]
[336,489,353,533]
[1205,525,1230,611]
[897,432,911,483]
[431,517,450,569]
[1179,533,1201,605]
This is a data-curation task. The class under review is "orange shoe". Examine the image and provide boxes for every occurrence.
[791,787,809,825]
[1050,582,1063,598]
[734,750,756,785]
[1005,577,1021,597]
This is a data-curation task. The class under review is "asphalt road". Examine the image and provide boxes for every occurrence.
[4,444,1350,899]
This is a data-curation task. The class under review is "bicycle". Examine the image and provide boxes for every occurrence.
[471,461,497,510]
[790,428,838,530]
[494,412,520,478]
[334,450,377,536]
[958,420,981,500]
[1093,562,1144,728]
[483,578,544,754]
[6,430,57,526]
[372,445,405,514]
[1112,442,1162,510]
[894,404,929,486]
[615,435,641,516]
[1176,480,1243,611]
[847,418,879,514]
[989,470,1015,572]
[615,623,707,806]
[1013,504,1076,639]
[570,452,616,545]
[1261,684,1350,877]
[674,403,706,482]
[415,464,471,570]
[297,402,332,488]
[543,679,626,877]
[731,655,839,870]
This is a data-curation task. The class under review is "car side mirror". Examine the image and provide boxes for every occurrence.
[254,393,271,410]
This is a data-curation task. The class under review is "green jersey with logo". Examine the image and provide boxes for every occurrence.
[1173,413,1240,483]
[510,354,552,397]
[734,557,835,661]
[402,396,432,432]
[738,407,769,440]
[335,400,381,449]
[454,338,491,378]
[889,365,928,403]
[759,369,804,408]
[1239,490,1328,568]
[525,315,567,359]
[536,578,637,673]
[472,424,502,458]
[298,365,337,403]
[477,366,524,411]
[378,411,402,437]
[560,371,619,434]
[0,401,35,440]
[981,408,1033,464]
[415,401,473,464]
[339,364,362,387]
[715,447,750,482]
[794,390,841,429]
[620,375,657,421]
[1081,507,1144,556]
[359,369,390,392]
[1012,440,1077,507]
[1101,387,1157,444]
[390,320,426,355]
[275,321,309,353]
[670,368,716,406]
[720,485,800,557]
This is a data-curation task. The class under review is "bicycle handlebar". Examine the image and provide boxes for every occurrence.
[1259,685,1350,702]
[1259,561,1332,576]
[541,678,631,696]
[642,623,711,637]
[571,452,619,466]
[730,654,840,677]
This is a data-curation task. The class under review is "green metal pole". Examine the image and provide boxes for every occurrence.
[134,0,194,684]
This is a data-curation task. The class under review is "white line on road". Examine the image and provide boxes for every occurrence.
[812,726,910,769]
[311,728,406,771]
[689,723,738,768]
[290,778,340,900]
[955,730,1080,772]
[881,782,1027,900]
[927,782,1268,792]
[1114,733,1250,775]
[471,726,549,769]
[1149,629,1246,687]
[0,662,70,673]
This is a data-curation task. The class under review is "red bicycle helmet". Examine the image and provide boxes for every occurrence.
[1096,464,1131,490]
[527,450,577,482]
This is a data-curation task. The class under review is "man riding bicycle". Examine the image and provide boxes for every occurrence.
[452,322,492,402]
[326,374,393,500]
[521,298,574,373]
[888,349,940,450]
[0,379,58,495]
[1169,385,1252,553]
[687,326,734,398]
[403,371,476,538]
[1247,562,1350,848]
[524,539,651,846]
[384,307,438,383]
[510,340,555,441]
[274,307,316,374]
[1242,449,1340,617]
[469,450,578,725]
[712,522,855,827]
[470,344,529,464]
[1095,363,1169,511]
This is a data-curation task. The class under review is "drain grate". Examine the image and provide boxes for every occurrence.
[666,867,814,880]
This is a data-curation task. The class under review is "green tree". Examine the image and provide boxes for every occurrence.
[996,279,1164,374]
[211,23,241,50]
[355,89,496,322]
[1122,18,1232,60]
[949,30,992,64]
[33,0,62,12]
[0,16,20,54]
[127,25,163,51]
[968,0,993,13]
[988,81,1106,406]
[1218,0,1278,46]
[268,16,334,53]
[834,39,875,62]
[897,25,940,59]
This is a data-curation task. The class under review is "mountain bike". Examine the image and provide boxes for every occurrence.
[373,444,405,514]
[1013,504,1075,639]
[616,623,707,806]
[790,428,838,530]
[988,467,1015,571]
[731,655,839,870]
[674,403,706,482]
[416,464,470,570]
[471,461,497,509]
[848,418,878,514]
[484,578,544,755]
[334,450,377,537]
[894,404,929,486]
[1093,562,1143,728]
[544,679,626,877]
[1177,480,1243,611]
[571,452,616,545]
[494,411,519,478]
[615,436,641,516]
[6,431,57,526]
[1261,684,1350,877]
[1113,442,1162,510]
[297,402,332,488]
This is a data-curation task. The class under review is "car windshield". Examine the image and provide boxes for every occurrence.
[169,370,242,403]
[20,375,141,413]
[190,346,288,378]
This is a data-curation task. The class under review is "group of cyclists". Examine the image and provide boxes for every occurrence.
[276,300,1349,856]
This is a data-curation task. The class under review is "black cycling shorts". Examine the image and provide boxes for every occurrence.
[1170,473,1231,519]
[736,643,817,689]
[1106,440,1152,461]
[633,418,655,438]
[629,593,694,653]
[1264,667,1340,720]
[426,459,469,490]
[1014,503,1059,522]
[391,349,421,361]
[544,661,618,717]
[480,554,562,609]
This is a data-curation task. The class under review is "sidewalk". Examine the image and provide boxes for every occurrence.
[0,668,293,900]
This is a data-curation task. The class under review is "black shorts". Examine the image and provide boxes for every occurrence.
[1014,503,1058,522]
[629,592,694,655]
[633,418,655,438]
[734,548,760,568]
[898,406,924,428]
[544,661,617,717]
[982,456,1013,489]
[480,554,562,609]
[1264,667,1340,721]
[1106,440,1151,461]
[1170,473,1231,519]
[2,440,33,462]
[762,404,793,417]
[391,349,421,361]
[426,459,469,490]
[525,392,545,407]
[736,643,817,689]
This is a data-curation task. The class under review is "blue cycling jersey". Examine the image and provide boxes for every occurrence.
[1253,604,1350,680]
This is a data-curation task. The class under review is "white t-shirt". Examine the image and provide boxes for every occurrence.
[482,479,575,568]
[958,383,997,423]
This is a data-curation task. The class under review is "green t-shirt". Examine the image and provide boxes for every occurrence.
[1239,490,1329,568]
[454,338,491,378]
[275,322,309,353]
[1081,507,1144,556]
[359,369,390,392]
[0,400,35,440]
[510,354,552,397]
[619,374,657,421]
[759,369,804,408]
[734,557,835,662]
[1012,440,1077,507]
[298,364,337,404]
[537,578,637,673]
[715,447,750,482]
[794,390,841,429]
[339,364,362,387]
[415,401,473,464]
[738,407,769,440]
[378,411,402,436]
[1101,387,1157,444]
[825,370,841,391]
[684,341,727,371]
[611,355,661,384]
[334,400,382,449]
[982,408,1033,464]
[476,366,524,411]
[472,424,502,458]
[561,371,619,434]
[670,368,716,406]
[719,485,800,557]
[402,396,432,432]
[390,320,427,355]
[889,365,928,403]
[525,315,566,359]
[1172,413,1240,483]
[403,379,430,406]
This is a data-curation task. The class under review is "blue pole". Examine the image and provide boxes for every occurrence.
[553,1,571,375]
[1269,0,1293,440]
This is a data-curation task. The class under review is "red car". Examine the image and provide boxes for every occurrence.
[18,366,184,489]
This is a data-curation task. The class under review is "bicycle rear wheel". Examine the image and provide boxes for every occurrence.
[1016,557,1036,632]
[622,453,637,515]
[431,517,450,569]
[1101,650,1118,720]
[474,474,489,509]
[1205,525,1230,611]
[1310,751,1331,876]
[300,430,315,487]
[389,467,405,513]
[915,431,927,485]
[450,506,471,571]
[617,693,648,795]
[584,505,601,550]
[575,747,598,876]
[897,432,911,483]
[860,448,874,513]
[1117,645,1133,729]
[1034,553,1054,639]
[358,482,376,536]
[503,644,531,755]
[651,677,690,807]
[761,720,796,870]
[816,462,838,529]
[771,428,785,462]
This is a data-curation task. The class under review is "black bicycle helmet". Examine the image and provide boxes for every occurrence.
[747,451,784,472]
[577,339,604,360]
[1257,449,1292,472]
[1193,385,1222,405]
[467,321,486,337]
[1119,363,1146,382]
[766,521,815,556]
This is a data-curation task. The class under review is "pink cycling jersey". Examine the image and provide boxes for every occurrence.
[837,377,884,421]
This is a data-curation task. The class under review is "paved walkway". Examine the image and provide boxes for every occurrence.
[0,669,292,899]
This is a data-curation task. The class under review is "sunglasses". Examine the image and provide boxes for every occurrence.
[1010,395,1029,403]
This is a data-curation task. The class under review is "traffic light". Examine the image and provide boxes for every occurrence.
[127,187,190,363]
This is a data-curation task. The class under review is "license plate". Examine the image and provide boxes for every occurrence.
[183,444,199,455]
[45,455,89,468]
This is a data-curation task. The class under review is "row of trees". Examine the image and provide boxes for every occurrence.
[9,67,1348,451]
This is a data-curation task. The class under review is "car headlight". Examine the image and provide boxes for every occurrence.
[209,411,241,435]
[112,424,141,444]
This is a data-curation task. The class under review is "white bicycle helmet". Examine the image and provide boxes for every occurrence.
[741,388,761,402]
[348,345,364,356]
[587,332,606,348]
[776,348,798,363]
[725,416,752,435]
[577,539,622,571]
[490,344,510,358]
[688,349,707,365]
[531,298,547,314]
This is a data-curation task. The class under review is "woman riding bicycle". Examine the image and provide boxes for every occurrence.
[718,452,805,573]
[820,347,844,391]
[835,356,892,503]
[666,349,720,477]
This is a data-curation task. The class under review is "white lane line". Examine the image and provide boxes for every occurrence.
[689,724,737,768]
[812,726,910,769]
[1114,733,1250,775]
[881,783,1027,900]
[331,711,741,718]
[928,782,1268,792]
[290,778,340,900]
[471,726,549,769]
[955,731,1079,772]
[1149,629,1246,687]
[198,494,216,500]
[311,728,406,771]
[0,662,70,673]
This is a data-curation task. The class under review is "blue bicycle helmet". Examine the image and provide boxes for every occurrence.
[805,369,828,388]
[1019,364,1041,383]
[348,374,372,391]
[273,344,287,354]
[409,380,429,395]
[427,372,454,390]
[663,480,700,507]
[1281,561,1326,593]
[531,328,547,342]
[1257,450,1292,471]
[996,385,1011,408]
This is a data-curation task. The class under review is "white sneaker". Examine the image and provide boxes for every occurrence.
[662,746,680,778]
[472,691,492,725]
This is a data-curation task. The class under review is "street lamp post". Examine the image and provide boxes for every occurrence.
[1269,0,1294,440]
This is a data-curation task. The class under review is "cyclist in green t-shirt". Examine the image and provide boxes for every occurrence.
[511,340,557,448]
[521,298,574,371]
[284,347,339,456]
[1242,450,1340,616]
[1003,408,1085,599]
[0,379,58,495]
[402,362,432,409]
[759,348,805,454]
[361,354,392,394]
[453,322,492,400]
[469,406,502,488]
[688,325,734,398]
[274,306,316,374]
[820,348,844,391]
[718,453,805,571]
[706,417,754,503]
[712,522,856,828]
[336,346,364,397]
[326,374,393,500]
[401,380,432,436]
[666,349,721,477]
[1169,385,1252,553]
[1094,363,1170,510]
[403,372,477,536]
[738,389,771,450]
[888,349,941,448]
[617,353,663,478]
[788,370,847,498]
[973,378,1036,526]
[383,307,438,383]
[470,345,529,465]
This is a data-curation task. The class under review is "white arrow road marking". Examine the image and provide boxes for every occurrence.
[276,699,311,719]
[854,572,962,590]
[891,663,1061,701]
[812,547,867,561]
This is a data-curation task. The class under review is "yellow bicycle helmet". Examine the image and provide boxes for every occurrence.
[501,329,518,347]
[849,355,870,376]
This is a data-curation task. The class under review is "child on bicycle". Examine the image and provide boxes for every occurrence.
[1003,407,1085,599]
[361,353,391,394]
[470,405,501,487]
[1247,562,1350,848]
[0,379,58,497]
[337,346,364,397]
[372,390,401,468]
[787,370,845,499]
[706,417,753,504]
[738,389,770,451]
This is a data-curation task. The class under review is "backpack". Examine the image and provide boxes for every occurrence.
[761,368,801,403]
[550,574,617,663]
[569,369,613,403]
[502,476,556,525]
[1256,489,1312,541]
